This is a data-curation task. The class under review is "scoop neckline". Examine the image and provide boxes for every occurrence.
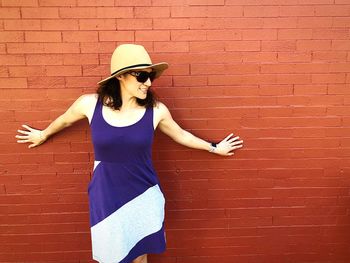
[101,105,148,128]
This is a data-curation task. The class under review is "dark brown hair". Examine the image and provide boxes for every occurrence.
[96,77,157,110]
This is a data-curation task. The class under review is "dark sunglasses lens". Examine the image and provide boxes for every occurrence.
[136,71,156,83]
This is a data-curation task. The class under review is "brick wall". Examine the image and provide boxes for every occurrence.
[1,0,350,262]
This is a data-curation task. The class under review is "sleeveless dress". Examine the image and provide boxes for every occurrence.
[88,98,166,263]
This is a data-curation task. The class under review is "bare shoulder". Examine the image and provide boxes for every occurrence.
[72,93,98,121]
[75,93,98,110]
[154,101,170,116]
[78,93,98,105]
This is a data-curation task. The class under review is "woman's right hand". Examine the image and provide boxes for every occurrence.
[16,124,47,148]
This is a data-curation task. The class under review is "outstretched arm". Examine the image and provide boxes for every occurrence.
[156,102,243,156]
[16,94,92,148]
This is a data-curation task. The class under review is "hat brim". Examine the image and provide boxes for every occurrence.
[97,62,169,85]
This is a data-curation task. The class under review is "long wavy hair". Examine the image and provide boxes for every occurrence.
[96,77,158,111]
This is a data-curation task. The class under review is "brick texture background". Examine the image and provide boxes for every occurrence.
[1,0,350,262]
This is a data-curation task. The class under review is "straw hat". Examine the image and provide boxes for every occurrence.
[97,44,169,85]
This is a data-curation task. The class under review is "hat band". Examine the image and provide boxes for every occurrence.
[111,64,152,76]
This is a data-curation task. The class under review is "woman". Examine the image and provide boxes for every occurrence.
[16,44,243,263]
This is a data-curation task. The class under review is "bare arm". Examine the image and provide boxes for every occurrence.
[16,94,93,148]
[156,102,243,156]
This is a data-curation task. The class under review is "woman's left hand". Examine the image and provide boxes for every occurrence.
[214,133,243,156]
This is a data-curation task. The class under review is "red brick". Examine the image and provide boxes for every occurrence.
[333,17,350,27]
[41,19,79,30]
[277,52,312,62]
[280,5,315,16]
[116,18,152,30]
[259,85,293,96]
[191,17,262,29]
[62,31,98,42]
[3,19,39,30]
[0,8,21,18]
[9,66,46,77]
[115,0,152,5]
[190,41,225,52]
[79,18,116,30]
[297,40,331,51]
[207,30,241,40]
[242,52,277,62]
[297,17,333,28]
[59,7,97,18]
[153,18,189,29]
[0,66,9,77]
[135,30,170,41]
[315,5,350,16]
[135,7,171,18]
[312,73,346,84]
[25,31,62,42]
[80,42,116,53]
[312,51,348,62]
[46,65,82,76]
[262,40,296,51]
[225,41,260,51]
[276,74,312,84]
[278,29,312,40]
[26,54,63,65]
[261,63,329,74]
[0,44,5,54]
[173,76,207,86]
[96,7,133,18]
[312,29,349,40]
[171,30,206,41]
[82,65,107,76]
[172,6,243,18]
[63,54,99,65]
[154,42,189,52]
[329,63,350,72]
[242,29,277,40]
[263,17,297,28]
[9,43,80,54]
[77,0,114,6]
[66,76,101,87]
[98,31,134,41]
[38,0,76,6]
[328,84,350,94]
[28,76,65,89]
[0,55,25,65]
[0,78,27,88]
[2,0,38,6]
[225,0,296,4]
[192,64,259,75]
[243,6,279,17]
[152,0,187,5]
[188,0,224,4]
[21,7,59,18]
[294,84,328,95]
[0,32,24,42]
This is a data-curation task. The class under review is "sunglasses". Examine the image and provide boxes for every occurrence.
[128,71,157,83]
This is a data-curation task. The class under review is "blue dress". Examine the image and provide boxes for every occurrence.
[88,98,166,263]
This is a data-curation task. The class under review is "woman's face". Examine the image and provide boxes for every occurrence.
[117,68,153,100]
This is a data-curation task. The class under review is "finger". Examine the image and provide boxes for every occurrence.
[228,137,241,143]
[17,139,30,143]
[223,133,234,141]
[17,129,30,135]
[22,124,34,131]
[16,135,29,139]
[230,140,243,146]
[28,143,36,148]
[231,144,243,150]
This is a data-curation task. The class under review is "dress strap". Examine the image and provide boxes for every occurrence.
[90,97,103,126]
